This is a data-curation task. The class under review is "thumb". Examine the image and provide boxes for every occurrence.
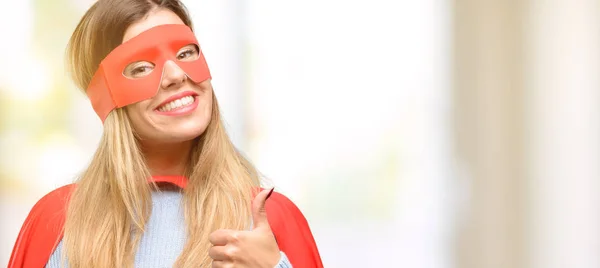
[252,187,274,230]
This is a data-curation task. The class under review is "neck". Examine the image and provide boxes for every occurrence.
[141,140,194,176]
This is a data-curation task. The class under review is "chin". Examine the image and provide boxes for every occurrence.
[167,122,210,141]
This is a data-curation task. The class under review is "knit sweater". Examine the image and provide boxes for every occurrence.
[45,190,292,267]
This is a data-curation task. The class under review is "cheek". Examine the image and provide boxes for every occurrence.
[124,101,153,136]
[192,92,213,129]
[203,93,214,123]
[186,91,213,134]
[204,92,213,114]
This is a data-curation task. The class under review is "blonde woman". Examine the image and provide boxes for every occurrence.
[8,0,323,267]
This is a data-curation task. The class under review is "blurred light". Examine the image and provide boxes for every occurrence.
[3,58,51,101]
[0,0,52,102]
[37,133,86,189]
[0,130,33,183]
[0,0,33,96]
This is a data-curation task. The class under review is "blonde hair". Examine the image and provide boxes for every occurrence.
[63,0,261,267]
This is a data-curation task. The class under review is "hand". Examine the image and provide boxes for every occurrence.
[209,188,281,268]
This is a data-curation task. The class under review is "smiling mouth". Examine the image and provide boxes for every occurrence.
[156,95,196,112]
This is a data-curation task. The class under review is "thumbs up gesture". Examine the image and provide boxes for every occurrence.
[209,188,281,267]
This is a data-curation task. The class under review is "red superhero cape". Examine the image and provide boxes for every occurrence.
[8,176,323,268]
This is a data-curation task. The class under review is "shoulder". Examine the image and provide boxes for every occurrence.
[18,183,75,237]
[264,190,312,230]
[264,191,312,235]
[262,190,325,268]
[27,184,75,224]
[33,184,75,209]
[8,184,76,268]
[265,191,304,217]
[259,188,303,219]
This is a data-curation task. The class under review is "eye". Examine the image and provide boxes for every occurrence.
[123,61,155,79]
[176,44,200,61]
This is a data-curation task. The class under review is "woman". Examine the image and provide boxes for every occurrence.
[8,0,323,267]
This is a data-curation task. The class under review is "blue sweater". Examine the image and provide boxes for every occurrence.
[46,190,292,267]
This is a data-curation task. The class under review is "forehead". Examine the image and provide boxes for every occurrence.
[106,24,198,67]
[122,8,186,43]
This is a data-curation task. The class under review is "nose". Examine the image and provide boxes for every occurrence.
[160,60,187,90]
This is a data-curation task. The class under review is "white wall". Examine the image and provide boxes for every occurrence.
[223,0,454,266]
[526,0,600,267]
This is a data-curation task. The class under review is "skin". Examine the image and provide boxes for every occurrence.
[121,8,280,267]
[123,9,213,176]
[209,188,281,268]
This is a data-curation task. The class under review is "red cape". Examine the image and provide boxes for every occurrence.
[8,176,323,268]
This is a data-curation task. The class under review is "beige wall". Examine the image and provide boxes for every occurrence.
[526,0,600,267]
[453,0,528,267]
[453,0,600,267]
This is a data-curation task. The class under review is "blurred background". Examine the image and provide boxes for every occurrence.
[1,0,599,267]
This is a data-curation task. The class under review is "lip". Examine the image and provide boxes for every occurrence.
[155,91,198,110]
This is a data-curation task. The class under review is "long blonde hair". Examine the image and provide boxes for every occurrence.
[63,0,261,267]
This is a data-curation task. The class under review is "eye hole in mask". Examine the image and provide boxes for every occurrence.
[122,43,200,79]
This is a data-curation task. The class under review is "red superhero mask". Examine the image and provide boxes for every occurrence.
[86,24,211,123]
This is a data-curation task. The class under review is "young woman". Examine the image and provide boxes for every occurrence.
[8,0,323,267]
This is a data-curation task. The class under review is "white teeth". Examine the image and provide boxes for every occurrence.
[158,96,195,112]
